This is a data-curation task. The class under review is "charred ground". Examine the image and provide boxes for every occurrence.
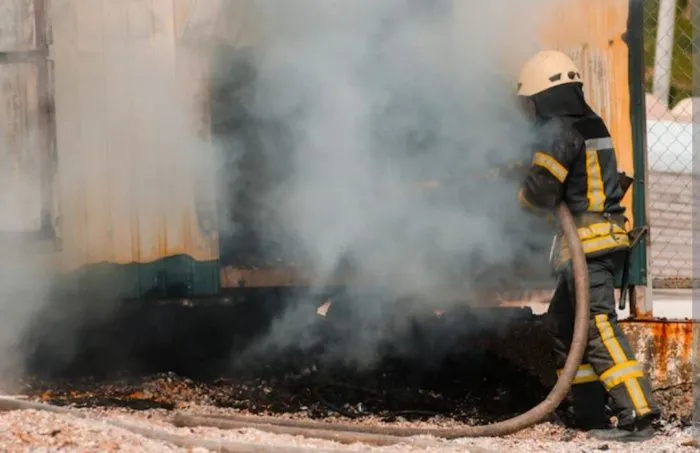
[9,288,692,428]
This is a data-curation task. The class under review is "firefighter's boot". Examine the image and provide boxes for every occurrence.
[587,415,656,442]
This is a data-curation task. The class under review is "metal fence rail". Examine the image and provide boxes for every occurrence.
[643,0,696,288]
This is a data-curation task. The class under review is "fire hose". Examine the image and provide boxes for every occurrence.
[172,202,591,440]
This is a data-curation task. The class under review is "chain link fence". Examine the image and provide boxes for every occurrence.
[643,0,696,288]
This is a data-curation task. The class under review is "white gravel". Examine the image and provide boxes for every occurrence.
[0,406,695,453]
[0,410,184,453]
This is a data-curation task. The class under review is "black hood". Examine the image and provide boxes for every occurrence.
[530,82,595,121]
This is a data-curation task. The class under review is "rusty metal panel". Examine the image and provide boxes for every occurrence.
[49,0,218,272]
[498,317,695,422]
[220,267,354,289]
[620,320,696,390]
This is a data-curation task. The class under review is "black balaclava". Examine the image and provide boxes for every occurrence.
[529,82,595,122]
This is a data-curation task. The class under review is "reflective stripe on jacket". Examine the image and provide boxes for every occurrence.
[518,114,630,267]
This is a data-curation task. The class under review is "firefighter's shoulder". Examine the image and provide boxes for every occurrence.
[538,117,585,162]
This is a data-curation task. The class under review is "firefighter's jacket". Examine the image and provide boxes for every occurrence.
[518,114,630,269]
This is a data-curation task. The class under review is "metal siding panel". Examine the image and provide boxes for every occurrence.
[103,0,136,265]
[0,0,43,232]
[174,0,262,48]
[51,0,96,262]
[540,0,635,226]
[0,62,43,232]
[0,0,36,51]
[51,0,218,272]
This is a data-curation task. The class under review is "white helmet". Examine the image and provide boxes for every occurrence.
[516,50,583,97]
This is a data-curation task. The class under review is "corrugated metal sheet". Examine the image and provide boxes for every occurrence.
[0,0,43,233]
[49,0,218,272]
[174,0,223,43]
[0,63,42,232]
[172,0,263,161]
[0,0,36,51]
[174,0,262,48]
[539,0,636,226]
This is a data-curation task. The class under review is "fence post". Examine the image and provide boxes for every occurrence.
[652,0,676,108]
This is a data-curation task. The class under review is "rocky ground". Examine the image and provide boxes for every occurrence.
[0,404,696,453]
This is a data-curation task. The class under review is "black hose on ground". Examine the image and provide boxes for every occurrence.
[173,203,590,439]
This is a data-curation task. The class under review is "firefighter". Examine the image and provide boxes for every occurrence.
[514,50,660,441]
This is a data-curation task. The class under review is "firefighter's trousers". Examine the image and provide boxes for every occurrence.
[546,251,660,427]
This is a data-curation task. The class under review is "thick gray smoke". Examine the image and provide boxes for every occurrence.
[232,0,565,367]
[0,0,570,378]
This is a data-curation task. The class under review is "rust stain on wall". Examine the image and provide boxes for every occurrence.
[49,0,219,271]
[620,320,696,390]
[220,267,354,288]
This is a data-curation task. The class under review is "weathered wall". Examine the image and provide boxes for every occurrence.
[539,0,636,226]
[49,0,219,272]
[173,0,263,141]
[0,0,43,232]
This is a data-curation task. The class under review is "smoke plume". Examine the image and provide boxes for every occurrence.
[229,0,564,368]
[0,0,570,378]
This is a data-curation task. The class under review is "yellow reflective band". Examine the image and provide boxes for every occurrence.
[600,361,652,416]
[533,151,568,183]
[517,189,537,211]
[594,314,628,365]
[555,231,629,265]
[585,137,614,150]
[580,233,630,254]
[625,379,652,417]
[595,316,652,416]
[557,364,599,385]
[599,360,643,390]
[577,222,628,241]
[585,149,606,212]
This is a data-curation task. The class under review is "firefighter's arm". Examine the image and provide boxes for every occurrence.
[518,131,581,215]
